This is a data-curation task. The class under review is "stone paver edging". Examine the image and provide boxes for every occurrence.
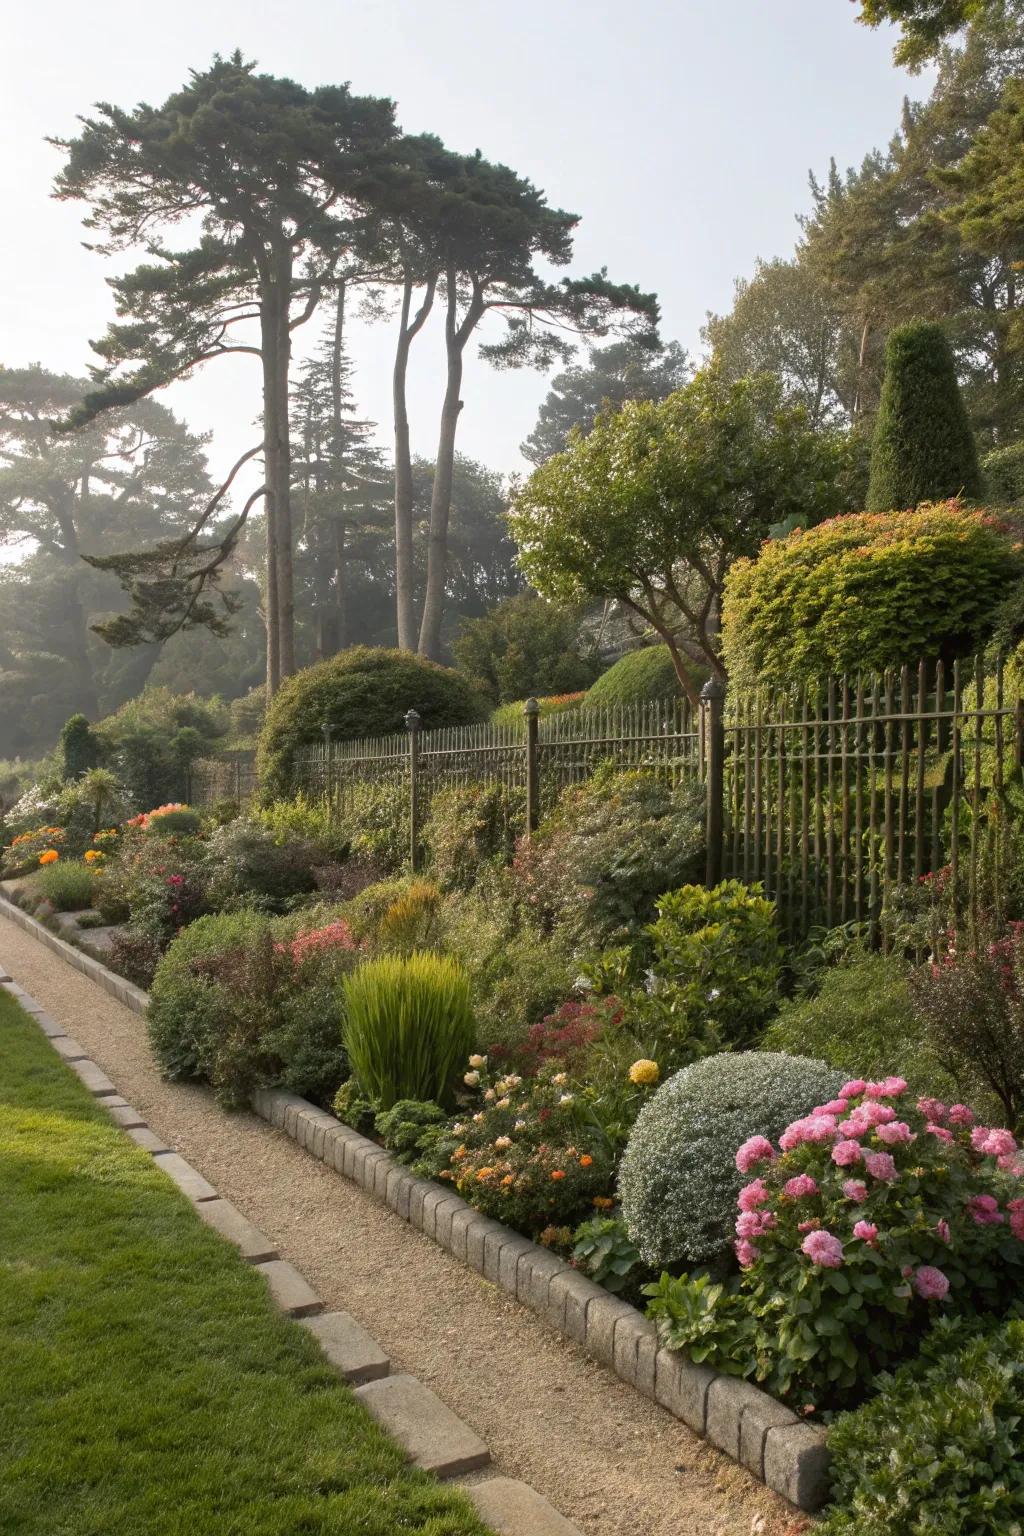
[0,958,579,1536]
[0,893,829,1512]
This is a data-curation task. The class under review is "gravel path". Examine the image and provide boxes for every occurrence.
[0,912,799,1536]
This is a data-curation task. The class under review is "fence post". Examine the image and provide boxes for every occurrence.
[234,758,242,804]
[321,721,334,805]
[524,697,540,835]
[405,709,422,872]
[701,676,726,887]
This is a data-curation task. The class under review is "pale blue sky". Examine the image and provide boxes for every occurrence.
[1,0,927,493]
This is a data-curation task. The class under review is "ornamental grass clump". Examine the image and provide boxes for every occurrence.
[341,952,475,1111]
[619,1052,845,1268]
[647,1078,1024,1410]
[34,858,97,912]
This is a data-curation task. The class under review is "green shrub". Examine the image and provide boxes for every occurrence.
[867,321,981,512]
[148,909,353,1107]
[618,1051,844,1268]
[520,767,705,944]
[722,503,1020,687]
[435,877,576,1057]
[571,1216,648,1301]
[422,782,525,891]
[373,1099,447,1160]
[56,768,130,852]
[821,1319,1024,1534]
[452,593,600,704]
[60,713,102,779]
[342,951,476,1110]
[35,859,96,912]
[257,646,487,803]
[253,792,346,857]
[334,778,410,873]
[489,694,585,731]
[204,817,318,909]
[585,646,694,707]
[644,880,783,1053]
[763,949,955,1099]
[982,439,1024,507]
[142,805,203,838]
[97,687,229,808]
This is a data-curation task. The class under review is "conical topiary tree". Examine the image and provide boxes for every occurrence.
[866,321,981,512]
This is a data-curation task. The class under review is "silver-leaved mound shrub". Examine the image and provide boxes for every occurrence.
[618,1050,846,1267]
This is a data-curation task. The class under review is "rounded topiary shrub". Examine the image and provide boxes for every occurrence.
[722,503,1021,687]
[585,646,698,707]
[618,1050,845,1268]
[257,647,488,803]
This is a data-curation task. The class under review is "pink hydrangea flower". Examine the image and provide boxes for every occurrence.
[801,1229,844,1268]
[783,1174,819,1200]
[1008,1199,1024,1241]
[798,1219,821,1232]
[998,1153,1024,1176]
[737,1178,771,1212]
[832,1139,863,1167]
[735,1209,777,1239]
[852,1220,878,1243]
[970,1126,992,1153]
[935,1218,951,1244]
[813,1099,850,1116]
[780,1114,838,1151]
[913,1265,950,1301]
[843,1179,868,1203]
[948,1104,976,1127]
[736,1135,775,1173]
[980,1128,1017,1159]
[735,1239,760,1267]
[880,1076,909,1097]
[917,1097,948,1123]
[864,1151,898,1182]
[966,1194,1004,1226]
[876,1120,915,1146]
[926,1123,954,1144]
[840,1080,867,1099]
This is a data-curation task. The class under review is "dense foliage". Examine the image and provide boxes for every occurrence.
[866,321,981,512]
[584,646,689,707]
[821,1317,1024,1533]
[619,1051,844,1267]
[722,504,1019,685]
[148,910,354,1107]
[257,647,487,803]
[451,594,600,704]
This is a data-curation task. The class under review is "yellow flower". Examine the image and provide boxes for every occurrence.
[83,849,104,863]
[629,1058,660,1087]
[39,849,59,866]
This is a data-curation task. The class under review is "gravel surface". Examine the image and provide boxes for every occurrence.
[0,912,801,1536]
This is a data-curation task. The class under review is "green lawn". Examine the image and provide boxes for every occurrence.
[0,990,489,1536]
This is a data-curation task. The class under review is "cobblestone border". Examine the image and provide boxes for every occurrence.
[0,893,829,1512]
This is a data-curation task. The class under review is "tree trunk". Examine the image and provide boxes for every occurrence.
[329,283,349,655]
[260,244,297,696]
[418,271,481,661]
[58,491,100,717]
[393,269,436,651]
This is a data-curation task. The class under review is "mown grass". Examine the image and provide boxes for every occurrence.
[0,990,489,1535]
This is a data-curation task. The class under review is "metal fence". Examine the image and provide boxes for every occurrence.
[189,653,1024,940]
[188,752,258,807]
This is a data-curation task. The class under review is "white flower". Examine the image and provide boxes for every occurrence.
[644,969,662,996]
[573,974,594,993]
[468,1053,487,1069]
[452,1123,465,1135]
[484,1088,496,1101]
[515,1119,527,1131]
[463,1071,480,1087]
[707,988,721,1002]
[494,1136,512,1150]
[472,1112,485,1123]
[559,1093,574,1106]
[505,1075,522,1089]
[552,1072,568,1086]
[497,1097,511,1110]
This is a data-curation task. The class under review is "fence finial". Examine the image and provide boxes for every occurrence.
[524,697,540,717]
[404,709,421,732]
[700,675,726,702]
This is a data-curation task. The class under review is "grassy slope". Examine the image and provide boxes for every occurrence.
[0,990,488,1536]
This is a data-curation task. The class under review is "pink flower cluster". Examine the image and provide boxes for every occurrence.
[276,918,359,964]
[735,1135,775,1173]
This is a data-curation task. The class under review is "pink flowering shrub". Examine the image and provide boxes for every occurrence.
[646,1076,1024,1408]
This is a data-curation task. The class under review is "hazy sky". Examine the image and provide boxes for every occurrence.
[2,0,928,497]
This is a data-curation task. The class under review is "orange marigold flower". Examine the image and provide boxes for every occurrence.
[501,1174,515,1187]
[476,1166,495,1181]
[39,849,59,865]
[550,1169,566,1181]
[579,1154,593,1168]
[592,1196,614,1210]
